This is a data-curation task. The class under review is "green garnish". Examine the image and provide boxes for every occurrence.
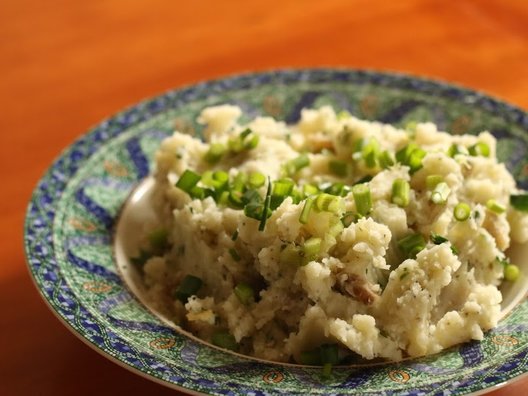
[510,194,528,212]
[259,177,272,231]
[447,144,468,158]
[148,228,169,252]
[285,154,310,176]
[299,196,314,224]
[204,143,227,164]
[398,233,426,259]
[212,331,238,351]
[352,183,372,216]
[431,182,450,204]
[229,248,241,262]
[302,237,321,265]
[315,193,342,213]
[391,178,410,207]
[174,275,203,303]
[248,172,266,188]
[328,159,348,177]
[426,174,444,190]
[454,202,471,221]
[379,150,395,169]
[175,169,201,193]
[468,142,490,157]
[486,199,506,214]
[234,282,255,305]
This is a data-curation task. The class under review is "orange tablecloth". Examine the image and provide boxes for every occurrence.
[2,0,527,394]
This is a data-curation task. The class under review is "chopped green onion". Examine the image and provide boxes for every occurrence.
[148,228,169,252]
[407,147,426,173]
[285,154,310,176]
[244,202,264,220]
[259,177,272,231]
[299,196,314,224]
[231,230,239,241]
[391,178,410,207]
[379,150,395,169]
[229,248,241,261]
[486,199,506,214]
[468,142,490,157]
[353,175,373,185]
[361,138,380,168]
[431,233,448,245]
[454,202,471,221]
[426,174,444,190]
[328,221,344,237]
[303,183,319,197]
[447,144,468,158]
[228,128,259,153]
[212,331,238,351]
[302,237,321,264]
[189,185,206,199]
[248,172,266,188]
[352,184,372,216]
[431,182,450,204]
[279,244,303,266]
[328,159,348,177]
[510,194,528,212]
[175,169,201,193]
[204,143,226,163]
[174,275,203,303]
[234,282,254,305]
[396,142,419,164]
[228,190,245,209]
[324,182,348,197]
[231,172,247,191]
[405,120,418,133]
[202,170,229,190]
[398,233,426,259]
[272,178,295,197]
[315,193,342,213]
[341,211,357,227]
[271,178,295,209]
[504,264,520,282]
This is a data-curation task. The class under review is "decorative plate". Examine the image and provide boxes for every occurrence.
[25,69,528,395]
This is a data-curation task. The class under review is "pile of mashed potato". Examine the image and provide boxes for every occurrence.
[136,105,528,364]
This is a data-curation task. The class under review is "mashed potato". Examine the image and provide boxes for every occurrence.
[135,105,528,364]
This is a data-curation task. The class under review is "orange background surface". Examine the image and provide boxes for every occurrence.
[2,0,528,394]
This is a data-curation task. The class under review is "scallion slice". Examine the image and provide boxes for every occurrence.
[447,144,468,157]
[391,178,410,207]
[431,233,448,245]
[204,143,226,164]
[510,194,528,212]
[398,233,426,259]
[212,331,238,351]
[259,177,272,231]
[285,154,310,175]
[328,159,348,177]
[175,169,201,193]
[352,184,372,216]
[302,237,321,264]
[174,275,203,303]
[468,142,490,157]
[426,174,444,190]
[431,182,450,204]
[248,172,266,188]
[299,196,314,224]
[379,150,395,169]
[486,199,506,214]
[148,228,169,252]
[362,138,380,168]
[315,193,341,213]
[303,183,319,197]
[234,282,254,305]
[229,248,241,262]
[454,202,471,221]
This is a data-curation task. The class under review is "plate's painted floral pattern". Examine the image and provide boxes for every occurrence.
[25,69,528,395]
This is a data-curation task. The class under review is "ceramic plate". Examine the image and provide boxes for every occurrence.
[25,69,528,395]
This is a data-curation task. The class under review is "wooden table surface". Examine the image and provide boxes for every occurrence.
[2,0,527,394]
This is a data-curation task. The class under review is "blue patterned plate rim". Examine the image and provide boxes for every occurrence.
[24,68,528,395]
